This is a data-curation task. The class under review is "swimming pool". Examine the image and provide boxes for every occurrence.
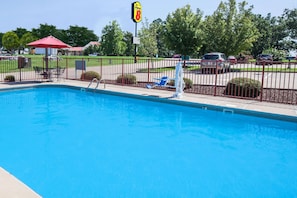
[0,86,297,197]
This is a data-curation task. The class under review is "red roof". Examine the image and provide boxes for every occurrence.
[69,47,84,52]
[88,41,100,46]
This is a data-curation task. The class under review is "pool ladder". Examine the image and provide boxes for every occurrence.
[87,78,106,90]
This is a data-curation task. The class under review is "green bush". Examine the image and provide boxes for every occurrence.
[183,78,193,89]
[4,75,15,82]
[81,71,101,81]
[224,77,262,98]
[168,77,193,90]
[116,74,137,84]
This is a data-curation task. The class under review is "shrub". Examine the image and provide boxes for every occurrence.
[183,78,193,89]
[116,74,137,84]
[224,77,262,98]
[168,77,193,90]
[4,75,15,82]
[81,71,101,81]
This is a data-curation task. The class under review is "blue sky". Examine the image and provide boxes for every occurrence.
[1,0,296,36]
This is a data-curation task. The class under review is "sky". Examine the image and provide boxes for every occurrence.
[1,0,296,37]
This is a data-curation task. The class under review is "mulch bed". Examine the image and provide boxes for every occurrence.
[107,81,297,105]
[186,85,297,105]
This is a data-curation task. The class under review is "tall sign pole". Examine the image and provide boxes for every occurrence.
[131,1,142,63]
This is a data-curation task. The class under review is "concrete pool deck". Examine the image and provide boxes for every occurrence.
[0,167,41,198]
[0,80,296,197]
[62,80,296,118]
[1,80,295,118]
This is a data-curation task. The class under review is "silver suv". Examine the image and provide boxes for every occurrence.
[201,52,230,73]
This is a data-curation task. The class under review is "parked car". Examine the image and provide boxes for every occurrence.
[256,54,273,65]
[88,53,100,56]
[200,52,230,73]
[48,55,62,61]
[286,56,296,61]
[228,55,237,65]
[172,54,182,58]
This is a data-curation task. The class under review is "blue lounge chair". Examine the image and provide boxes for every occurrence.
[146,76,172,89]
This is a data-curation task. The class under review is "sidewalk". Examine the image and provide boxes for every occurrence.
[1,80,296,118]
[65,80,297,119]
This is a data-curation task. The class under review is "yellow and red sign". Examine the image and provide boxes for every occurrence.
[131,1,142,23]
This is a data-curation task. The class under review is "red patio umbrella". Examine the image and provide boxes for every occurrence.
[27,35,71,73]
[28,35,71,48]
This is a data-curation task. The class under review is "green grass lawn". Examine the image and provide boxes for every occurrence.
[26,55,139,68]
[0,55,163,73]
[24,55,152,68]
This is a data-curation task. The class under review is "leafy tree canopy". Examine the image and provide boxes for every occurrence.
[2,31,20,53]
[138,18,158,57]
[100,20,126,56]
[164,4,203,56]
[202,0,259,56]
[20,32,37,48]
[283,8,297,39]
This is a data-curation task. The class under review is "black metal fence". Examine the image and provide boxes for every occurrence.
[0,56,296,104]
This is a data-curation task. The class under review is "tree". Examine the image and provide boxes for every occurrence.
[31,24,98,47]
[31,23,59,39]
[152,18,171,57]
[2,31,20,54]
[250,14,273,56]
[164,5,203,56]
[0,33,4,47]
[138,18,158,57]
[83,45,100,56]
[14,28,28,40]
[279,9,297,52]
[20,32,37,53]
[202,0,259,56]
[100,20,126,56]
[270,16,288,50]
[123,31,134,56]
[251,12,290,57]
[283,8,297,39]
[14,28,30,53]
[55,29,69,45]
[116,40,127,56]
[66,25,98,47]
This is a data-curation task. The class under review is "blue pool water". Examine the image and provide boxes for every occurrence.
[0,86,297,197]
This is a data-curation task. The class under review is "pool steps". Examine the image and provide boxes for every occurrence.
[202,106,234,114]
[223,108,234,114]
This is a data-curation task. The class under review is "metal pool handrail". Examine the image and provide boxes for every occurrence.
[87,78,106,90]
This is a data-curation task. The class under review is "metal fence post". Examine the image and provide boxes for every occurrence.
[214,61,218,96]
[121,58,124,85]
[147,59,150,83]
[260,62,265,102]
[100,58,103,79]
